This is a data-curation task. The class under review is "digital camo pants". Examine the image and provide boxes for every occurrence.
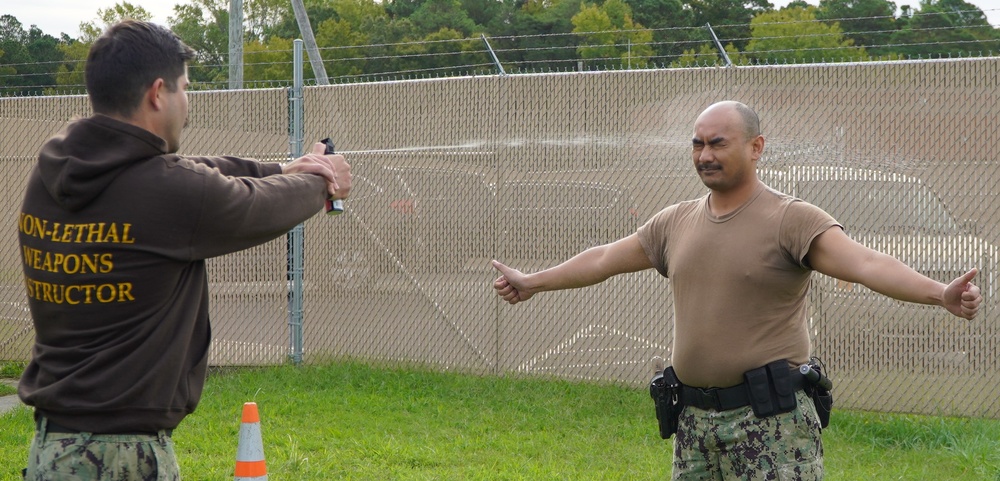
[672,390,824,481]
[24,418,181,481]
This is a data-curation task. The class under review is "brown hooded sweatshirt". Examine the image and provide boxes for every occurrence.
[17,114,328,433]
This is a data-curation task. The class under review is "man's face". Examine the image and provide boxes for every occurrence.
[162,66,190,153]
[690,107,759,193]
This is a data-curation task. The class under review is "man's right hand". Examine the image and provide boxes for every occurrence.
[282,142,352,199]
[492,260,534,305]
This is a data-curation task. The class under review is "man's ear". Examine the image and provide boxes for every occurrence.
[146,78,166,111]
[751,134,765,160]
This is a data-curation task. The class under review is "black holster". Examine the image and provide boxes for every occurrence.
[649,366,682,439]
[803,361,833,429]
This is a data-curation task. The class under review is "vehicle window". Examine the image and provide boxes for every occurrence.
[797,178,961,235]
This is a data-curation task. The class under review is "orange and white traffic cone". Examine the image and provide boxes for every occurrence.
[234,402,268,481]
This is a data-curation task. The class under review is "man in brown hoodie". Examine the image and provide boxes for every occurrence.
[18,20,351,480]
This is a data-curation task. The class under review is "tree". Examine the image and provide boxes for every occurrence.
[265,0,336,39]
[670,41,745,67]
[242,36,295,83]
[242,0,291,40]
[25,27,66,94]
[487,0,587,72]
[0,15,69,95]
[169,1,231,86]
[314,14,370,77]
[572,0,655,68]
[47,2,159,93]
[78,2,155,43]
[409,0,479,37]
[54,40,89,94]
[685,0,772,51]
[816,0,899,56]
[385,0,427,19]
[573,3,617,61]
[744,6,868,63]
[889,0,1000,58]
[461,0,518,32]
[419,27,483,73]
[0,15,28,95]
[624,0,696,64]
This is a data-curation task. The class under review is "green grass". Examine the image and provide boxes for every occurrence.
[1,361,998,480]
[0,362,27,378]
[0,361,23,397]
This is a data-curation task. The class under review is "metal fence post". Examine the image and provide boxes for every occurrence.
[287,39,306,365]
[481,34,506,76]
[705,23,733,67]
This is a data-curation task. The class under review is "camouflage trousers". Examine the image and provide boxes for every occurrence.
[24,418,181,481]
[672,390,824,481]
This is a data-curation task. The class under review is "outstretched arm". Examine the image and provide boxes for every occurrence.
[492,233,653,305]
[807,227,982,319]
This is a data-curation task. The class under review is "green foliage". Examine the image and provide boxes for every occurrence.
[53,41,88,94]
[572,0,654,68]
[2,0,1000,91]
[573,3,617,60]
[889,0,1000,58]
[686,0,771,52]
[0,16,34,93]
[816,0,898,56]
[409,0,478,37]
[744,6,869,64]
[670,42,746,67]
[671,43,717,67]
[624,0,694,63]
[243,36,295,83]
[242,0,290,40]
[315,17,368,77]
[169,1,231,85]
[78,2,155,43]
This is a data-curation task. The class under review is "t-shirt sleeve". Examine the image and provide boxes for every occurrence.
[781,199,843,269]
[636,204,678,278]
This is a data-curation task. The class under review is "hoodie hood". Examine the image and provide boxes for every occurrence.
[38,114,167,212]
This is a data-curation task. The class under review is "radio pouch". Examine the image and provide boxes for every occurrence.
[650,366,682,439]
[744,360,798,419]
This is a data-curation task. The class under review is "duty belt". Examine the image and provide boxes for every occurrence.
[35,415,172,437]
[680,370,807,412]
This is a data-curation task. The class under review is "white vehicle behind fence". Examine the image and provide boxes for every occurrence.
[761,165,996,374]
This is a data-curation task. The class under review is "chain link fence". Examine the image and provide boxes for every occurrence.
[2,58,998,418]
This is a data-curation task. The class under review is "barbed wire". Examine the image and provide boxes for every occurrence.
[2,7,998,95]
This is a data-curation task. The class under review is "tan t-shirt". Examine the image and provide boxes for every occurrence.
[637,182,840,388]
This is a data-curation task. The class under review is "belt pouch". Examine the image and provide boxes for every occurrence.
[744,366,775,417]
[766,360,798,413]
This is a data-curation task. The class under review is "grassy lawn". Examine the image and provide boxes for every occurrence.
[1,361,998,480]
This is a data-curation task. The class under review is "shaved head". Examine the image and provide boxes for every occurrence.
[700,101,761,141]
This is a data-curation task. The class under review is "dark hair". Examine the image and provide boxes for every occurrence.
[85,20,196,117]
[733,102,761,140]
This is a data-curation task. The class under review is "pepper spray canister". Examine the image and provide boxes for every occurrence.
[321,138,344,215]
